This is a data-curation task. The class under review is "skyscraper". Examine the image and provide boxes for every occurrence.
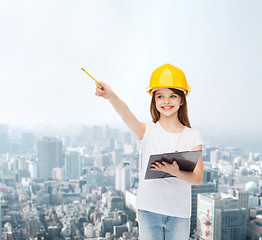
[115,163,130,193]
[215,208,246,240]
[204,147,217,162]
[28,161,38,179]
[38,137,63,179]
[191,183,216,236]
[229,188,249,212]
[203,168,219,191]
[197,193,246,240]
[65,151,81,180]
[0,124,9,154]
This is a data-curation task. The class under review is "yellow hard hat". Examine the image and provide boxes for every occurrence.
[146,64,191,96]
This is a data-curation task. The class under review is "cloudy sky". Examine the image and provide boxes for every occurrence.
[0,0,262,150]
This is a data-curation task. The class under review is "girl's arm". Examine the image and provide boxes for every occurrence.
[151,145,203,185]
[174,145,203,185]
[95,82,146,140]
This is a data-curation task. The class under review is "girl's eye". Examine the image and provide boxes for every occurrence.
[157,96,163,99]
[170,95,177,98]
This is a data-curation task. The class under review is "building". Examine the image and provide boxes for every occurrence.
[210,149,220,164]
[17,157,27,171]
[197,193,243,240]
[215,208,246,240]
[28,161,38,179]
[235,189,249,210]
[65,151,81,180]
[249,195,259,208]
[125,188,137,212]
[229,188,249,221]
[204,147,217,162]
[83,223,95,238]
[114,225,128,238]
[190,183,216,236]
[203,168,219,191]
[28,216,40,238]
[247,215,262,239]
[52,168,65,181]
[38,137,63,179]
[115,163,130,193]
[108,196,124,211]
[0,124,9,154]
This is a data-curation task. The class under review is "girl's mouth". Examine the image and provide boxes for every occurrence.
[161,106,174,110]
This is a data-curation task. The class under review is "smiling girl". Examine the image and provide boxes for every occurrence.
[94,64,203,240]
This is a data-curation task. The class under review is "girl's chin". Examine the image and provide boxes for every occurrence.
[159,112,177,117]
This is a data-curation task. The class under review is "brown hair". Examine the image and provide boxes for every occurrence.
[150,88,191,128]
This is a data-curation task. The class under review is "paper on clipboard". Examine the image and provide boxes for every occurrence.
[144,150,202,179]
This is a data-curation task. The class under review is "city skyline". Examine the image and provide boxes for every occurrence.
[2,121,261,153]
[1,119,262,239]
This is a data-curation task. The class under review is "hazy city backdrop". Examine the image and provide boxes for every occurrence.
[0,1,262,239]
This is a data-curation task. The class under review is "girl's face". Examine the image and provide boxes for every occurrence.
[154,88,183,117]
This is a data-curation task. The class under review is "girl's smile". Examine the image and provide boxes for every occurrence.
[161,105,174,110]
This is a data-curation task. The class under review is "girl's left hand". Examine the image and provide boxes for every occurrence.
[150,160,180,177]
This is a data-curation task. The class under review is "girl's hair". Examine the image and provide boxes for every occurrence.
[150,88,191,128]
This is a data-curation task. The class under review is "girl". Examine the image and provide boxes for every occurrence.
[94,64,203,240]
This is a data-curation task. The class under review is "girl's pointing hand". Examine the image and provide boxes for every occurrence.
[95,82,114,100]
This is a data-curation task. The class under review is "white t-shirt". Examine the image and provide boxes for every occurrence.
[135,121,203,218]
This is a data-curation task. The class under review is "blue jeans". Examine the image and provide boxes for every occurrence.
[138,209,190,240]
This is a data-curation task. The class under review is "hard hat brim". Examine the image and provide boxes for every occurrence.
[146,87,190,96]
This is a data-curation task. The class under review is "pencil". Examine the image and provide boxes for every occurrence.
[81,68,100,85]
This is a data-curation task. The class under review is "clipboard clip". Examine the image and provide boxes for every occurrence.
[163,151,178,157]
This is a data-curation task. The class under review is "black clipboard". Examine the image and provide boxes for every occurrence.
[144,150,202,179]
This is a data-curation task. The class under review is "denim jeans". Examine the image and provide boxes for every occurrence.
[138,209,190,240]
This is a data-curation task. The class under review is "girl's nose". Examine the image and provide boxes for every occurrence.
[164,98,169,104]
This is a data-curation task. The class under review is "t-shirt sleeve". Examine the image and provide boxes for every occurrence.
[193,129,203,147]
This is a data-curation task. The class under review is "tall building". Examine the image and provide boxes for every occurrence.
[0,124,9,154]
[203,168,219,191]
[204,147,217,162]
[112,151,121,166]
[17,157,27,171]
[115,163,130,193]
[210,149,220,164]
[197,193,246,240]
[65,151,81,180]
[191,183,216,236]
[28,216,40,238]
[38,137,63,179]
[28,161,38,179]
[215,208,246,240]
[229,188,249,210]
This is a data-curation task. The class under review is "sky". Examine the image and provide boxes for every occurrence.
[0,0,262,151]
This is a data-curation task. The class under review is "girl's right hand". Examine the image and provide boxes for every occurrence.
[95,82,114,100]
